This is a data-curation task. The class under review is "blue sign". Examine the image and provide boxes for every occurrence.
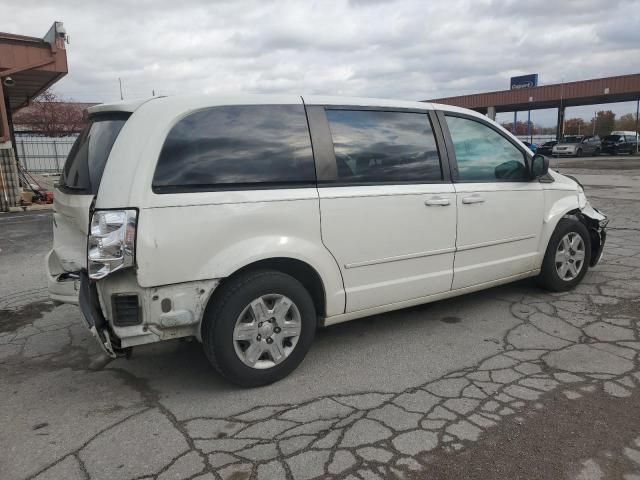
[510,74,538,90]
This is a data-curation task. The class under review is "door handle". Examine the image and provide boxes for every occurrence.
[424,196,450,206]
[461,195,485,204]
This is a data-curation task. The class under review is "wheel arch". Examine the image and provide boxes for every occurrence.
[205,257,329,328]
[543,205,602,267]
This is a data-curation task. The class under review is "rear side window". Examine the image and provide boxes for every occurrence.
[59,114,129,195]
[153,105,315,192]
[324,110,442,184]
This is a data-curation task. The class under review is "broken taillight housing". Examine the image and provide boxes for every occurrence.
[88,210,137,280]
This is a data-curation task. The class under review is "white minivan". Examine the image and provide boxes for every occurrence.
[47,95,607,386]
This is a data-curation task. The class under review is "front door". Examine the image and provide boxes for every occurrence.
[308,106,457,313]
[442,113,544,290]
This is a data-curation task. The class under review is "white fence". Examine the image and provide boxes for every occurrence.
[15,133,79,173]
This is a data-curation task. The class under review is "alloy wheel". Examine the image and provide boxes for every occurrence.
[555,232,586,281]
[232,294,302,369]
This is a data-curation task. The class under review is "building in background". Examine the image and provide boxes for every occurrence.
[0,22,68,211]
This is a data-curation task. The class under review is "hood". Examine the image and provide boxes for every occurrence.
[548,169,580,189]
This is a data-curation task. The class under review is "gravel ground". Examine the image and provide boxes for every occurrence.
[1,156,639,480]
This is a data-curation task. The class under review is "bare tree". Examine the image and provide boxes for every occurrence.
[12,90,89,137]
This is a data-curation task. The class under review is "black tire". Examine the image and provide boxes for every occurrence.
[537,218,591,292]
[575,148,582,157]
[202,270,316,387]
[594,147,600,155]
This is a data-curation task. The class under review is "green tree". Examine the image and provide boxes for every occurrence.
[592,110,616,137]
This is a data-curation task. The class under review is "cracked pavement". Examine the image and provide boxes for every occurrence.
[1,156,640,480]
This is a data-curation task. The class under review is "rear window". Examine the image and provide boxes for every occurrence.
[59,113,129,195]
[152,105,315,192]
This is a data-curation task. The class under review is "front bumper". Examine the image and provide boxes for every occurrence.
[579,204,608,267]
[552,150,577,157]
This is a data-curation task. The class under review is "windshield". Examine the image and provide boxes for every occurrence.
[562,136,581,143]
[543,141,556,146]
[59,113,130,195]
[603,135,622,141]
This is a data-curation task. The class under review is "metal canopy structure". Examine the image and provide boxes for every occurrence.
[0,22,68,211]
[0,22,68,143]
[427,73,640,140]
[427,73,640,114]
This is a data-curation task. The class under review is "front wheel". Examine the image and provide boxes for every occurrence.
[537,218,591,292]
[575,148,583,157]
[202,270,316,387]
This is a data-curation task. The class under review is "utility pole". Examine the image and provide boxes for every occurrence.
[636,97,640,154]
[592,111,596,135]
[118,78,123,100]
[556,77,565,141]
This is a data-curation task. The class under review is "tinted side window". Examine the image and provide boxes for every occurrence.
[153,105,315,192]
[324,110,442,183]
[445,115,528,182]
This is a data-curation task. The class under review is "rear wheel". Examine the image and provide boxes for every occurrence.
[202,270,316,387]
[538,218,591,292]
[575,148,583,157]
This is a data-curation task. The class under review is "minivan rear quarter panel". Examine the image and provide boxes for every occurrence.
[95,96,346,317]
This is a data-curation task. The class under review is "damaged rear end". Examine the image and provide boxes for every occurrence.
[46,112,131,357]
[47,103,216,359]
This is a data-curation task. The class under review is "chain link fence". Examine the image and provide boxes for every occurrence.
[14,132,78,174]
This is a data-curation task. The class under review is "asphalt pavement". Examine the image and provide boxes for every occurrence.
[1,156,639,480]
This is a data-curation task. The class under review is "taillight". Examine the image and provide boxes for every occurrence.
[88,209,137,280]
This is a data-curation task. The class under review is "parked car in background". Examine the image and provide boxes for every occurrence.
[611,131,639,140]
[601,134,638,155]
[552,135,601,157]
[522,141,537,153]
[46,95,608,386]
[536,140,558,156]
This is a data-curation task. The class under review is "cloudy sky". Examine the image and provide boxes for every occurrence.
[2,0,639,126]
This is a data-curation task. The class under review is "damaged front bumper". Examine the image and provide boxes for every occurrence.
[578,203,608,267]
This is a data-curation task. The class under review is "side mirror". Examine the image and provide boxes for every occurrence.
[531,154,549,178]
